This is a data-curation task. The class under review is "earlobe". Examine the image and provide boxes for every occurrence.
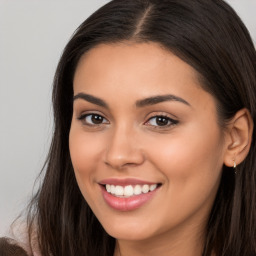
[223,108,254,168]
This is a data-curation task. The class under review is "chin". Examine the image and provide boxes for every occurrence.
[106,228,152,241]
[99,217,158,241]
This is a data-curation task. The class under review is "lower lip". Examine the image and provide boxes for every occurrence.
[100,186,159,211]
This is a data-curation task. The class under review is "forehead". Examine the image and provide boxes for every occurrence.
[74,42,200,82]
[73,42,215,112]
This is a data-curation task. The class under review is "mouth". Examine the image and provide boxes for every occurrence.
[103,183,161,198]
[99,179,162,211]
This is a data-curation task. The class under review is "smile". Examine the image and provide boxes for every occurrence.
[99,180,162,211]
[105,184,158,197]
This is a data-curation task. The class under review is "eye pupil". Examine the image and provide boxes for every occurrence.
[92,115,103,124]
[156,116,169,126]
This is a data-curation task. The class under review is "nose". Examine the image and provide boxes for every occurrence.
[104,126,145,170]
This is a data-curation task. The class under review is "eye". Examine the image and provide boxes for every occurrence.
[78,113,109,126]
[145,115,178,127]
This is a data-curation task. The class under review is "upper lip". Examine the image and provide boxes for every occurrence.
[99,178,161,186]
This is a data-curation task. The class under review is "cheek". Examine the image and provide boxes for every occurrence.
[144,122,224,189]
[69,124,105,187]
[69,125,108,210]
[142,126,224,224]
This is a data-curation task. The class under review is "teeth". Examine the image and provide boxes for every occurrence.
[110,185,116,194]
[134,185,142,195]
[106,184,111,193]
[105,184,158,197]
[124,185,133,196]
[142,184,149,193]
[115,186,124,196]
[150,184,157,191]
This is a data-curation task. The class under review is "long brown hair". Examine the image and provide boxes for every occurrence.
[26,0,256,255]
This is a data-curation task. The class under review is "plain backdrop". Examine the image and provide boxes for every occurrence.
[0,0,255,236]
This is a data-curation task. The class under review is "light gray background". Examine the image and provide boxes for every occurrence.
[0,0,255,236]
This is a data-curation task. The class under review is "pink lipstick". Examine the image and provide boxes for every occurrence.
[99,178,161,211]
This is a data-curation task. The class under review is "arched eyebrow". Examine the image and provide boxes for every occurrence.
[135,94,191,107]
[73,93,191,108]
[73,93,108,108]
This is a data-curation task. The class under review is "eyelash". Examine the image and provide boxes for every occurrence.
[145,115,179,128]
[77,113,179,129]
[77,113,109,126]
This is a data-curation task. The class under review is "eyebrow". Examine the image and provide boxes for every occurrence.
[135,94,191,107]
[73,93,109,108]
[73,92,190,108]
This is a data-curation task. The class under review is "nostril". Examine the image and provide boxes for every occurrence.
[104,138,145,169]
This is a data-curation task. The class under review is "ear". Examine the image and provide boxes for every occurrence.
[223,108,254,167]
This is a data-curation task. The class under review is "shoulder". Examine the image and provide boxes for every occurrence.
[0,237,29,256]
[1,220,41,256]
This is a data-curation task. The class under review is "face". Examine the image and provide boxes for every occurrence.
[69,42,227,243]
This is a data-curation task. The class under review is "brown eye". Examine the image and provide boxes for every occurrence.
[146,115,178,128]
[155,116,169,126]
[91,114,104,124]
[78,114,109,125]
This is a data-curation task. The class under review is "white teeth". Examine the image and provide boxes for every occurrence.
[110,185,116,194]
[115,186,124,196]
[142,184,149,193]
[124,185,133,197]
[134,185,142,195]
[105,184,158,197]
[106,184,111,193]
[150,184,157,191]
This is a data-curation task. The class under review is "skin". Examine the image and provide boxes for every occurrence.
[69,42,233,256]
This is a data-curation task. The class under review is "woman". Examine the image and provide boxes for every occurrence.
[1,0,255,255]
